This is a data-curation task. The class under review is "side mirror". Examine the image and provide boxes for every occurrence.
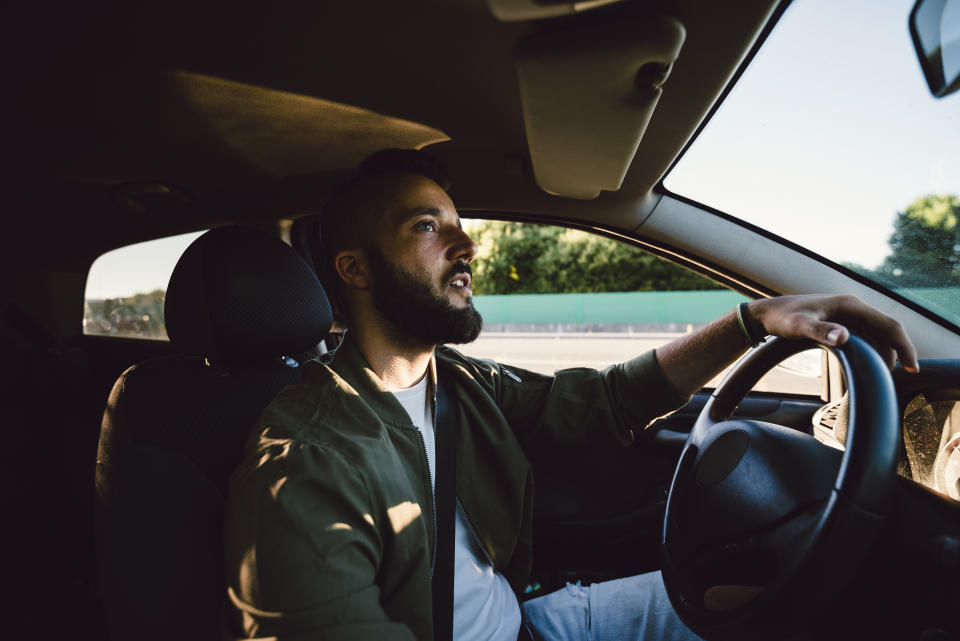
[910,0,960,98]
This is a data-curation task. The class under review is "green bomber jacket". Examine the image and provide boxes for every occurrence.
[223,335,689,640]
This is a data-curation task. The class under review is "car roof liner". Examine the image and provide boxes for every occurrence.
[487,0,627,22]
[514,15,685,199]
[0,0,782,252]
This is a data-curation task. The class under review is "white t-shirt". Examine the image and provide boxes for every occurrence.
[391,376,522,641]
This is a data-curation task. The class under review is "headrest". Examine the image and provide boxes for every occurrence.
[165,226,332,362]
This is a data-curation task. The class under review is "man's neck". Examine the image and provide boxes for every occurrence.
[349,320,435,390]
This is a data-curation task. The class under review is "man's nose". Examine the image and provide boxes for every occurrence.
[447,227,478,263]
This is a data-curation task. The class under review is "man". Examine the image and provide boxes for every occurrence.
[224,150,917,641]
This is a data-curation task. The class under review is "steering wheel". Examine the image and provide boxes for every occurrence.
[660,336,899,640]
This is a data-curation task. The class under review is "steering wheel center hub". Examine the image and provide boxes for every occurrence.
[696,429,749,486]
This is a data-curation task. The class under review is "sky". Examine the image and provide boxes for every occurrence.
[665,0,960,270]
[86,0,958,300]
[86,231,203,299]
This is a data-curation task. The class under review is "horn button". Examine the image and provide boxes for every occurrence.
[696,429,749,486]
[671,420,842,563]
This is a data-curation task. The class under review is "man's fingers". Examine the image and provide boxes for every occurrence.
[760,294,919,373]
[808,318,918,372]
[883,346,897,370]
[882,318,919,372]
[857,313,920,372]
[832,296,919,372]
[804,320,849,346]
[862,328,897,370]
[890,328,920,373]
[846,323,918,373]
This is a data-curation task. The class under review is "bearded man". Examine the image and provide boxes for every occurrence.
[223,150,917,641]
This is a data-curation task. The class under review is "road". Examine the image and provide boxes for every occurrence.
[455,332,822,396]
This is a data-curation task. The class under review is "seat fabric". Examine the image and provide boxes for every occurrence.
[95,226,332,641]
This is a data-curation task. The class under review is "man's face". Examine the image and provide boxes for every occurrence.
[367,174,482,346]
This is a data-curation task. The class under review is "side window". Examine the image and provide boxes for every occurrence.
[459,220,823,397]
[83,231,203,340]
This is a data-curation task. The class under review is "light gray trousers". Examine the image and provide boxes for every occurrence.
[521,572,704,641]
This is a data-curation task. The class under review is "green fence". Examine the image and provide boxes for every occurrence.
[85,286,960,338]
[472,290,750,325]
[473,287,960,327]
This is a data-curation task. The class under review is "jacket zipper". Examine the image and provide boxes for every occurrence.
[419,385,439,583]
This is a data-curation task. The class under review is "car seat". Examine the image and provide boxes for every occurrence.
[94,226,332,641]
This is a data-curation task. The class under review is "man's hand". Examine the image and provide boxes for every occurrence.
[748,294,919,373]
[656,293,919,397]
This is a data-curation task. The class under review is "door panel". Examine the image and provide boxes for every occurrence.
[529,390,823,591]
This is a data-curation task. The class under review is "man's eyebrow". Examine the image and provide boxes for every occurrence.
[401,206,442,221]
[402,206,462,228]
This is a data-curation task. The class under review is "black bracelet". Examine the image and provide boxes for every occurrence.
[736,302,766,348]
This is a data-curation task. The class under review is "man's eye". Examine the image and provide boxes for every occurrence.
[415,221,437,232]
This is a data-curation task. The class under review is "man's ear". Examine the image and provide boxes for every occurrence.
[334,249,372,291]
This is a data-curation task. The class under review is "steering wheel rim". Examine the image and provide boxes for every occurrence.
[660,335,899,640]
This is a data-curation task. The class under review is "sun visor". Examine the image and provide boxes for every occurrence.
[164,71,449,177]
[514,16,685,199]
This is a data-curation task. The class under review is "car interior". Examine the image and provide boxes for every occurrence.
[3,0,960,639]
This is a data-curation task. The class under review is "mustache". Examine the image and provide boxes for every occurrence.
[443,261,472,282]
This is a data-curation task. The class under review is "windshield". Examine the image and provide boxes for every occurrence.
[665,0,960,328]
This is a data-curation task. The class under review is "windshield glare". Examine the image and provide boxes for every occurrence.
[665,0,960,328]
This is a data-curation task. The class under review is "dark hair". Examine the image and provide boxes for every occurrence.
[355,148,451,191]
[319,148,452,320]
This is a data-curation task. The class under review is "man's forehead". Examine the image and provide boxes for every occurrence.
[373,173,457,222]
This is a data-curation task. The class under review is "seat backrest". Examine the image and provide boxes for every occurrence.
[95,226,332,641]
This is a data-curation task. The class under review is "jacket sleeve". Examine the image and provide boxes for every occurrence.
[224,439,417,641]
[489,349,690,449]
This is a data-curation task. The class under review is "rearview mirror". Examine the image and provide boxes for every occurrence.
[910,0,960,98]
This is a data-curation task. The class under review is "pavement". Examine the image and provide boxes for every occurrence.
[456,332,823,396]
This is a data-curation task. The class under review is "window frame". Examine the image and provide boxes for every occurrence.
[460,211,828,399]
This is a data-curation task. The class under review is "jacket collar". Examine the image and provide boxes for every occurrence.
[330,333,438,427]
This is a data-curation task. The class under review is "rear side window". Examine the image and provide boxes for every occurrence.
[83,232,203,340]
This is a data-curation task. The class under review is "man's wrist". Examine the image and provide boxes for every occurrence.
[736,301,767,347]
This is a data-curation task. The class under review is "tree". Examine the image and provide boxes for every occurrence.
[468,221,722,295]
[873,195,960,288]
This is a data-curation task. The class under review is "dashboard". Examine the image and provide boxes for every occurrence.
[901,392,960,501]
[811,359,960,504]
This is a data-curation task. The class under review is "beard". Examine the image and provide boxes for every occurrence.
[368,247,483,347]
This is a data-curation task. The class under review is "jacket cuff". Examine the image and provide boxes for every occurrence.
[619,349,691,427]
